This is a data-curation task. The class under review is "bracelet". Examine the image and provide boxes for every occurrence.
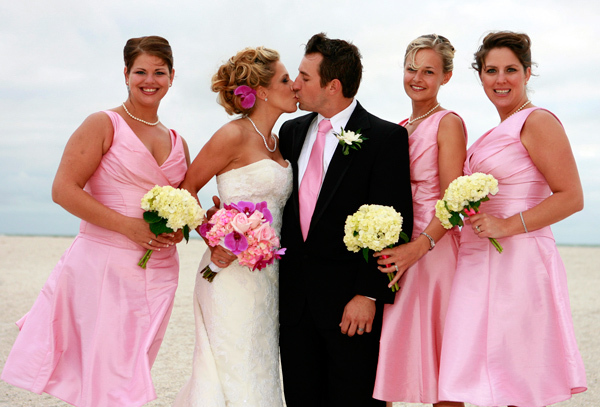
[420,232,435,251]
[519,211,528,233]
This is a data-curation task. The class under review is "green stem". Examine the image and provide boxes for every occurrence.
[489,237,503,254]
[387,272,399,292]
[138,249,153,269]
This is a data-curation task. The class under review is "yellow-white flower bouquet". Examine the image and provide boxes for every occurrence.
[343,204,408,292]
[138,185,206,268]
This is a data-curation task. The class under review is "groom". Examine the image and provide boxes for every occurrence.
[278,33,413,406]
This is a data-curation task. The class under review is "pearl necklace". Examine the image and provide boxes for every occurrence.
[122,103,160,126]
[507,100,531,119]
[407,103,440,125]
[247,117,277,153]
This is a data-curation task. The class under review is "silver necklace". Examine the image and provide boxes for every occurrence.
[407,103,440,125]
[122,103,160,126]
[507,100,531,119]
[247,117,277,153]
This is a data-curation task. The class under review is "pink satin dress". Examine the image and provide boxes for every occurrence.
[1,111,187,407]
[373,111,465,403]
[438,108,587,406]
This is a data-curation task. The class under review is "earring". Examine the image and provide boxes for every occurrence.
[126,81,129,85]
[264,97,268,102]
[169,83,172,87]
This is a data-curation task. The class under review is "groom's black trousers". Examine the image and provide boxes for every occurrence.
[280,303,385,407]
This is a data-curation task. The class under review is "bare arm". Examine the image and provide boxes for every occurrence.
[375,113,466,287]
[471,109,583,238]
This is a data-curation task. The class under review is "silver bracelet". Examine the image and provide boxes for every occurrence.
[420,232,435,251]
[519,211,528,233]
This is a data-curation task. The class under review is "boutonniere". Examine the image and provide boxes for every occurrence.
[334,128,368,156]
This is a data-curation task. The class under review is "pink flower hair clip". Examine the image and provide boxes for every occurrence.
[234,85,257,109]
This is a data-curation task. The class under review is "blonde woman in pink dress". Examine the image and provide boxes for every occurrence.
[372,34,466,407]
[1,36,190,407]
[438,31,587,407]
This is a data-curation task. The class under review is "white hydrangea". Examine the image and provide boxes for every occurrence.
[343,204,404,252]
[141,185,205,231]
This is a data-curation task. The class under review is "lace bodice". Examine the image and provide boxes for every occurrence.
[216,159,292,234]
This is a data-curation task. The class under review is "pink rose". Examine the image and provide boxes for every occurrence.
[254,223,276,242]
[230,213,251,234]
[248,211,264,229]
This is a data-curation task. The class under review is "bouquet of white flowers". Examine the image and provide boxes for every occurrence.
[138,185,206,268]
[435,172,503,253]
[343,204,408,292]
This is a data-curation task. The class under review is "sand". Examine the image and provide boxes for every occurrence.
[0,235,597,407]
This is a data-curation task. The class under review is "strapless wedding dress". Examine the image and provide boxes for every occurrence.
[174,159,292,407]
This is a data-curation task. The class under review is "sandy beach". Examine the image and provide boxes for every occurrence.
[0,235,597,407]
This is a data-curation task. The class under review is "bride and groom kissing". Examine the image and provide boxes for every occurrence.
[176,33,413,406]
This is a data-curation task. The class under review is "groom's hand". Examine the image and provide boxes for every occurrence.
[339,295,375,337]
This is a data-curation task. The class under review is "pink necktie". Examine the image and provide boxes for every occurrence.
[299,119,332,240]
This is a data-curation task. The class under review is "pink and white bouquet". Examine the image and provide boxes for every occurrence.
[435,172,503,253]
[199,200,285,282]
[139,185,206,269]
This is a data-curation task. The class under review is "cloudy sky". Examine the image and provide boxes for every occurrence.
[1,0,598,245]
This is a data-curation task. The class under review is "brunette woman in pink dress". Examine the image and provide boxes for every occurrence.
[372,34,466,407]
[438,31,587,407]
[1,36,190,407]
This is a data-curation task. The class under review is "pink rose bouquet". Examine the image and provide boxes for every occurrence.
[199,200,285,282]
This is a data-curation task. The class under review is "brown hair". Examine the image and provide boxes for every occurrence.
[405,34,456,73]
[305,33,362,98]
[211,47,280,115]
[472,31,534,73]
[123,36,174,74]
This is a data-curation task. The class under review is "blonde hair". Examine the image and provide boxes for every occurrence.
[211,47,280,115]
[404,34,455,73]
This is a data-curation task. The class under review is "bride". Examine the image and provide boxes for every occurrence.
[173,47,296,406]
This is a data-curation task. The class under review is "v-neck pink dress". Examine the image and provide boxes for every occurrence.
[438,108,587,406]
[373,111,465,403]
[1,111,187,407]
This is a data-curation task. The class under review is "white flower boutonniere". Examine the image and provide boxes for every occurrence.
[334,127,368,156]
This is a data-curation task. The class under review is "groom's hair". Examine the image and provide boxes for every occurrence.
[305,33,362,98]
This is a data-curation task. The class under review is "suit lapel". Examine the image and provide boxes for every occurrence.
[309,102,371,234]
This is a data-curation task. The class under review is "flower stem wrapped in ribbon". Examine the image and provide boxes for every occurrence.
[199,200,285,282]
[234,85,257,109]
[138,185,206,269]
[435,172,503,253]
[343,204,409,292]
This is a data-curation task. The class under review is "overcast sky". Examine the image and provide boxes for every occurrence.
[1,0,598,245]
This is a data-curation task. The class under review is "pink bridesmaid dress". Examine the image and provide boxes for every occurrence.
[438,108,587,406]
[373,110,466,403]
[1,111,188,407]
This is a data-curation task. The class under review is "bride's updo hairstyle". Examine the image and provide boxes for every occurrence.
[404,34,455,73]
[211,47,280,116]
[124,36,174,74]
[472,31,534,74]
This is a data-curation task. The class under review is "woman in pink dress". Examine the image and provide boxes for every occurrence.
[438,31,587,407]
[372,34,466,407]
[1,36,190,407]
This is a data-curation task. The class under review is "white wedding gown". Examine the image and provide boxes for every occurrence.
[173,159,292,407]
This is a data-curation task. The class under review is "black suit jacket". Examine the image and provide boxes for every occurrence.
[278,102,413,329]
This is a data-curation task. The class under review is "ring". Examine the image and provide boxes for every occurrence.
[357,327,365,332]
[218,260,226,264]
[394,265,399,272]
[475,225,481,232]
[148,239,153,245]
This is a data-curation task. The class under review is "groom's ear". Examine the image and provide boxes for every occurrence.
[326,79,343,96]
